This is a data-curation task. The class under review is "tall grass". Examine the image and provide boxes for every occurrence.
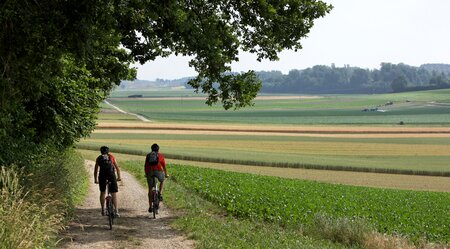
[0,167,63,248]
[0,149,89,248]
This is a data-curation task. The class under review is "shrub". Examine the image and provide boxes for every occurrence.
[308,213,372,246]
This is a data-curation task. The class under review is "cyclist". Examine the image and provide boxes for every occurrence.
[94,146,122,217]
[144,143,169,213]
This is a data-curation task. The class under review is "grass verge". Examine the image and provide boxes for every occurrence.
[0,149,89,248]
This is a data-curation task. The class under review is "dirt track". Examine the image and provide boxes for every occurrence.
[58,160,194,249]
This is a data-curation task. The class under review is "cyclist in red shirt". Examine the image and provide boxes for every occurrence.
[144,144,169,213]
[94,146,122,217]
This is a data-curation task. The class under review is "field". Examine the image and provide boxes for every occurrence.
[79,89,450,246]
[82,89,450,177]
[168,164,450,243]
[105,89,450,125]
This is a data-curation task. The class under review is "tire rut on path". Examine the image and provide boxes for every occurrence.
[58,160,194,249]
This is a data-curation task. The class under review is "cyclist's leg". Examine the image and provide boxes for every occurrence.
[146,172,155,212]
[108,175,119,216]
[155,171,165,200]
[99,175,107,214]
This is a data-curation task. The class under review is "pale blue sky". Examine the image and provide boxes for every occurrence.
[133,0,450,80]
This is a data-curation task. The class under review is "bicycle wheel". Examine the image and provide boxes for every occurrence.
[107,197,113,229]
[152,190,157,219]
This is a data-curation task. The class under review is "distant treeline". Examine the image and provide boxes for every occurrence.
[258,63,450,94]
[122,63,450,94]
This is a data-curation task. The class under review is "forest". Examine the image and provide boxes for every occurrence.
[257,63,450,94]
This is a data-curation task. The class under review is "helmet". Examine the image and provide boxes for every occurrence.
[100,146,109,155]
[151,143,159,152]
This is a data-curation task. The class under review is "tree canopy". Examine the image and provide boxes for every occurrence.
[0,0,332,165]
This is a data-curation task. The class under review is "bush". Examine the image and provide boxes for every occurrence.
[25,148,89,215]
[308,213,372,246]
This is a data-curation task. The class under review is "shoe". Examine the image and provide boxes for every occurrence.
[148,207,152,213]
[114,210,120,218]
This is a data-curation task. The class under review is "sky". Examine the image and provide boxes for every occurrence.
[133,0,450,80]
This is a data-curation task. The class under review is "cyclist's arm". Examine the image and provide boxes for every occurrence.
[144,155,149,175]
[94,160,99,184]
[113,161,121,181]
[161,156,169,177]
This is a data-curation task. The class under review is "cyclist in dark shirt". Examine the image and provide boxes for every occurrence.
[94,146,122,217]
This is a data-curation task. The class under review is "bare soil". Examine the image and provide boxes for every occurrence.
[58,160,194,249]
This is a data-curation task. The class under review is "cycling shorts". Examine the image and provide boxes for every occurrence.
[146,170,165,189]
[99,173,118,193]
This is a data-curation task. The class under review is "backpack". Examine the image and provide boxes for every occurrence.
[148,151,159,166]
[99,154,114,173]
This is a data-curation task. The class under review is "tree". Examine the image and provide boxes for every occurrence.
[391,75,408,92]
[0,0,333,165]
[116,0,332,109]
[350,68,370,86]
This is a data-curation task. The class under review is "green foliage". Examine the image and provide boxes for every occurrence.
[391,75,408,92]
[1,0,333,168]
[310,213,372,246]
[115,0,332,108]
[170,165,450,243]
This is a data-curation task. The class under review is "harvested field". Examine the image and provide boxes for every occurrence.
[95,122,450,138]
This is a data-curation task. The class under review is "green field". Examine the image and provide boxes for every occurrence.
[167,164,450,243]
[106,89,450,125]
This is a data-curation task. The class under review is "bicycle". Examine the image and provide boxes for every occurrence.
[150,175,161,219]
[105,180,115,229]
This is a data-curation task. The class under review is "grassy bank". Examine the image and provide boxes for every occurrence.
[0,149,89,248]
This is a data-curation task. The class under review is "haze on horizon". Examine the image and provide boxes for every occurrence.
[133,0,450,81]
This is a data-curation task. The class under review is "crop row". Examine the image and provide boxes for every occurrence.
[170,165,450,243]
[77,143,450,176]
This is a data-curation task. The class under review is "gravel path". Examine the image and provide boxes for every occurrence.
[58,160,194,249]
[104,100,151,122]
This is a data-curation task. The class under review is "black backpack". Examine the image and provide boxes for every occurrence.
[99,154,114,173]
[148,151,159,166]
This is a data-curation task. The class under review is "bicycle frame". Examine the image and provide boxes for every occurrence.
[151,175,160,219]
[105,181,115,229]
